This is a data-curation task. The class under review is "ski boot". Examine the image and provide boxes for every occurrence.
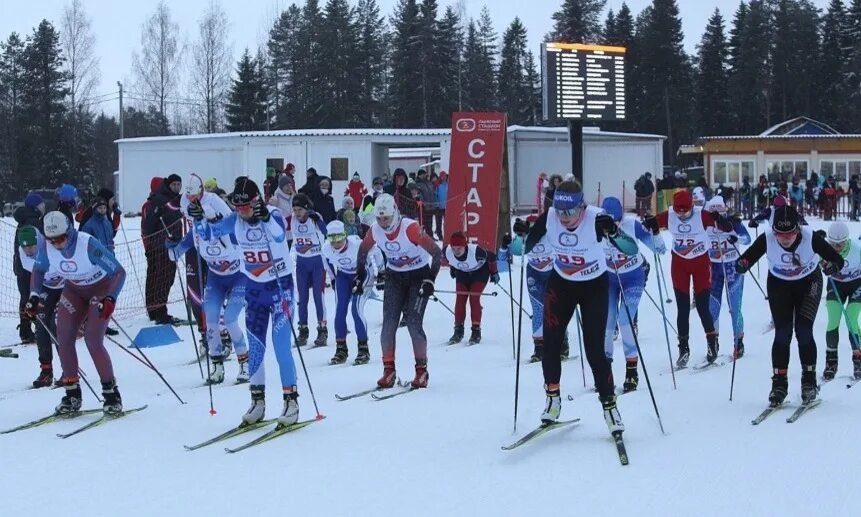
[220,328,233,358]
[101,379,123,415]
[105,327,119,336]
[313,325,328,347]
[296,325,310,347]
[242,386,266,424]
[734,337,745,359]
[854,350,861,380]
[197,335,209,361]
[377,360,397,388]
[530,339,543,363]
[676,336,690,369]
[354,341,370,365]
[540,386,561,424]
[410,358,429,388]
[823,351,838,381]
[801,366,819,404]
[601,395,624,433]
[207,355,225,385]
[55,382,82,415]
[561,333,570,360]
[278,391,299,426]
[622,359,638,393]
[32,364,53,389]
[448,324,465,345]
[706,332,719,364]
[330,341,348,365]
[468,325,481,345]
[236,353,250,383]
[768,371,788,407]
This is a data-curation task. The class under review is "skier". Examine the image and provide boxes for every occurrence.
[14,193,45,344]
[321,220,383,366]
[523,180,637,432]
[820,221,861,380]
[192,177,300,425]
[643,190,731,368]
[736,206,844,406]
[353,193,442,389]
[704,196,751,358]
[25,211,126,414]
[173,182,250,384]
[291,193,328,347]
[513,215,554,363]
[600,197,665,392]
[18,225,64,387]
[444,231,499,345]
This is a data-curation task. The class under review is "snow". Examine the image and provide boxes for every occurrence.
[1,218,859,516]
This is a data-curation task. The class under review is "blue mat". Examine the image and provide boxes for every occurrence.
[132,325,182,348]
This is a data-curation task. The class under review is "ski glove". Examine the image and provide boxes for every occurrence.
[822,261,840,276]
[419,279,435,298]
[642,215,660,235]
[253,200,270,222]
[747,219,759,229]
[375,271,386,291]
[23,294,42,320]
[165,239,179,262]
[352,271,366,295]
[490,273,500,284]
[735,258,751,274]
[501,234,512,248]
[595,214,617,237]
[98,297,116,320]
[187,201,204,221]
[726,235,738,245]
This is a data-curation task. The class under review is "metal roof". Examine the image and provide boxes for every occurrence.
[759,116,840,136]
[700,134,861,141]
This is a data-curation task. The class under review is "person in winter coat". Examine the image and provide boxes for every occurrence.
[263,167,278,202]
[362,177,385,211]
[142,174,182,324]
[268,174,296,246]
[634,172,655,216]
[385,168,416,219]
[434,172,449,240]
[76,188,121,234]
[344,172,367,209]
[299,167,320,196]
[56,184,79,223]
[81,198,115,251]
[415,169,437,237]
[13,193,45,343]
[311,176,337,223]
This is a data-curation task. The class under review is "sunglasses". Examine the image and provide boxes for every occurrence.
[47,234,67,246]
[328,233,347,242]
[235,203,252,212]
[555,204,584,217]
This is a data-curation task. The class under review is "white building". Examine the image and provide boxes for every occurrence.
[116,126,664,213]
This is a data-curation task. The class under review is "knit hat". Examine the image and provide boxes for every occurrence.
[266,167,276,178]
[326,220,346,239]
[166,174,182,186]
[97,188,114,200]
[92,197,108,209]
[449,232,468,247]
[352,172,361,180]
[24,193,44,209]
[372,177,384,187]
[672,190,693,212]
[204,178,218,190]
[17,225,37,247]
[231,177,260,205]
[292,193,313,210]
[601,197,623,222]
[57,184,78,203]
[150,177,164,192]
[278,174,294,189]
[772,205,799,234]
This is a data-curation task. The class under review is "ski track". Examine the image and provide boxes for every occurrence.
[0,218,857,516]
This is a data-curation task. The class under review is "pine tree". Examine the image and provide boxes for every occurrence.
[294,0,326,128]
[728,0,771,133]
[602,9,617,43]
[416,0,441,127]
[226,49,268,131]
[389,0,423,127]
[320,0,360,128]
[268,5,302,129]
[817,0,848,128]
[523,50,542,124]
[769,0,821,123]
[124,106,170,138]
[696,9,732,136]
[461,20,495,111]
[602,3,636,131]
[92,113,119,189]
[476,6,498,108]
[845,0,861,131]
[549,0,607,43]
[497,18,531,124]
[0,33,27,192]
[435,6,463,123]
[354,0,387,126]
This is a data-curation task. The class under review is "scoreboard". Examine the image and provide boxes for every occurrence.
[541,42,626,121]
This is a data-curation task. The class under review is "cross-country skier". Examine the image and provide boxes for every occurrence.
[643,190,732,368]
[193,178,300,425]
[353,193,442,389]
[704,196,751,358]
[513,215,555,363]
[523,181,637,432]
[600,197,665,393]
[25,211,126,414]
[321,220,383,366]
[18,226,64,388]
[174,184,250,384]
[735,206,844,405]
[290,194,328,347]
[444,231,499,345]
[820,221,861,380]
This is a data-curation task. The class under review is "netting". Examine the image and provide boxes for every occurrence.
[0,217,186,320]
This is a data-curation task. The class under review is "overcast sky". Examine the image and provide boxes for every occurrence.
[0,0,833,113]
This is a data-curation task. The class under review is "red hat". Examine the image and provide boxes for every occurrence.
[673,190,693,212]
[449,232,467,247]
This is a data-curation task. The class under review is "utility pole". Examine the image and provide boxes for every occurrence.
[117,81,124,139]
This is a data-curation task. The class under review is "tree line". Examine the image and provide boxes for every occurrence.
[1,0,860,201]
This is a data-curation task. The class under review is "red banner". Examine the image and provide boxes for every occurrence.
[445,112,507,251]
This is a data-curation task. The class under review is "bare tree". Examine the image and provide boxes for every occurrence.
[61,0,99,110]
[191,0,231,133]
[132,1,182,124]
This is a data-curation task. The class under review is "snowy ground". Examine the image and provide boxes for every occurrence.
[1,218,859,516]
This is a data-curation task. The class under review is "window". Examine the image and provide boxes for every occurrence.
[330,158,349,181]
[266,158,284,172]
[714,162,727,184]
[820,161,834,176]
[766,160,808,182]
[821,160,861,182]
[713,160,754,185]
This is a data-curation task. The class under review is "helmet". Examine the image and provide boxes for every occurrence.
[601,197,623,222]
[705,197,727,213]
[326,220,346,239]
[827,221,850,244]
[43,211,70,238]
[373,194,400,231]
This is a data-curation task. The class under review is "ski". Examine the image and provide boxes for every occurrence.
[786,399,821,423]
[184,419,277,451]
[224,417,322,453]
[0,349,19,358]
[1,408,102,434]
[335,387,383,401]
[847,378,860,389]
[692,355,730,371]
[751,404,784,425]
[612,431,629,466]
[56,405,148,439]
[371,386,419,400]
[501,419,580,451]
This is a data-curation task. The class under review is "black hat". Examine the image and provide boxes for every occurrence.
[97,188,114,200]
[166,174,182,186]
[772,205,799,233]
[231,177,260,205]
[292,193,313,210]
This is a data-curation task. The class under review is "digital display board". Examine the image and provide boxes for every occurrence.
[541,42,626,121]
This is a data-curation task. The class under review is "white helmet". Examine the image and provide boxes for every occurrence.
[373,194,400,231]
[43,211,69,238]
[326,220,346,237]
[827,221,850,244]
[705,196,726,213]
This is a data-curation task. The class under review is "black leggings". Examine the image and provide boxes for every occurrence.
[543,271,613,398]
[34,288,62,366]
[767,271,822,371]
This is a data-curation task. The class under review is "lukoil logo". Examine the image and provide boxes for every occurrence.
[456,118,476,132]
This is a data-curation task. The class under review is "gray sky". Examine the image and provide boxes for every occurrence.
[0,0,833,114]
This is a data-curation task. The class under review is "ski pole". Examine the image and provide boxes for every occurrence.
[653,250,678,390]
[497,283,533,319]
[728,240,768,300]
[714,229,740,401]
[105,335,159,371]
[189,223,217,416]
[609,235,666,434]
[656,242,672,304]
[35,315,101,402]
[513,251,527,432]
[261,225,324,421]
[755,225,761,280]
[429,295,455,316]
[575,307,585,388]
[118,217,147,304]
[641,288,678,335]
[507,257,517,360]
[161,221,205,381]
[110,316,186,405]
[434,289,498,297]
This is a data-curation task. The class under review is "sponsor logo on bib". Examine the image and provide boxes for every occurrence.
[246,228,264,242]
[678,223,692,233]
[559,233,579,246]
[60,260,78,273]
[384,241,401,252]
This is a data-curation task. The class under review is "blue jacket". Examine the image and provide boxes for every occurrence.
[436,181,448,205]
[81,213,114,250]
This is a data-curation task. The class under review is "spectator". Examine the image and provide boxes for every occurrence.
[311,176,337,223]
[362,177,385,211]
[340,206,360,237]
[269,174,296,246]
[386,168,416,218]
[13,192,45,344]
[739,177,753,219]
[299,167,320,196]
[204,178,228,201]
[823,176,838,220]
[344,172,367,209]
[336,196,356,222]
[537,172,550,212]
[56,184,78,222]
[414,169,437,237]
[76,188,121,233]
[263,166,278,202]
[284,162,296,179]
[434,171,448,240]
[696,176,712,200]
[142,174,182,324]
[634,171,655,216]
[81,197,115,251]
[790,178,806,214]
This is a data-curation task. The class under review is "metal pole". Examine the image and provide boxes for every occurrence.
[568,120,584,184]
[117,81,124,139]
